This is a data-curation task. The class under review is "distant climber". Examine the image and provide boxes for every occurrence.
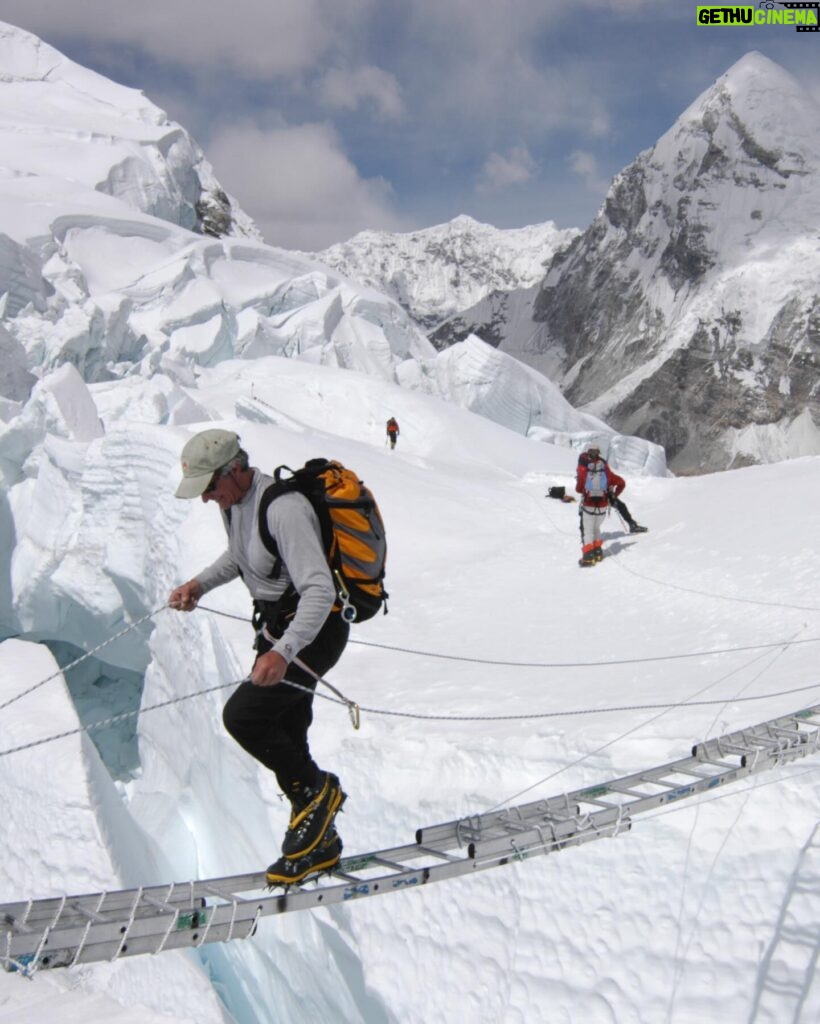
[575,444,632,566]
[577,446,647,536]
[386,417,400,450]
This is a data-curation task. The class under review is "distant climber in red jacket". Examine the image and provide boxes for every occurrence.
[386,417,399,450]
[578,449,648,536]
[575,444,625,567]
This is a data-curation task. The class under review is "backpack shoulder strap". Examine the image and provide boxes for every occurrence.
[257,462,336,578]
[257,479,288,578]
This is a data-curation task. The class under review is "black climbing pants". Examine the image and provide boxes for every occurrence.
[222,610,349,794]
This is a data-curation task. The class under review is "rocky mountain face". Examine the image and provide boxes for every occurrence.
[500,52,820,473]
[338,53,819,473]
[309,215,578,335]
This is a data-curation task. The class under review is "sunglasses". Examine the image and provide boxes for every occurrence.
[203,465,231,494]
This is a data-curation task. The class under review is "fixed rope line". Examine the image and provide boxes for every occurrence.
[3,604,816,757]
[0,605,166,714]
[199,606,820,668]
[481,626,801,815]
[614,557,820,615]
[0,679,239,759]
[3,668,820,760]
[346,635,820,667]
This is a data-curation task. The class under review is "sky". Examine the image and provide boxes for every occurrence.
[3,0,820,250]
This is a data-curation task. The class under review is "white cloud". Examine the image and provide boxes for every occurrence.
[318,65,404,119]
[1,0,371,79]
[477,145,537,193]
[205,120,406,249]
[569,149,611,196]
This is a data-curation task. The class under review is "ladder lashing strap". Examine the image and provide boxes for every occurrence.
[71,892,108,968]
[153,907,181,956]
[112,888,143,962]
[225,900,239,944]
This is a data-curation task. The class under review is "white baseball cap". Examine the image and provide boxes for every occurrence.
[175,429,241,498]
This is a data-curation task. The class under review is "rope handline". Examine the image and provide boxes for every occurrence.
[480,633,799,814]
[3,600,817,762]
[615,557,820,615]
[0,679,238,758]
[200,606,820,668]
[0,605,167,714]
[3,668,819,760]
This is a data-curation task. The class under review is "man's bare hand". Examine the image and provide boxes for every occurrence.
[251,650,288,687]
[168,580,204,612]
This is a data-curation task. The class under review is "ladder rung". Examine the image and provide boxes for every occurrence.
[607,783,655,798]
[141,895,182,914]
[417,845,461,863]
[71,903,110,924]
[692,753,740,769]
[371,856,410,872]
[201,886,238,902]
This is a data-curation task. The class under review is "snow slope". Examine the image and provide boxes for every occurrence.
[1,352,819,1022]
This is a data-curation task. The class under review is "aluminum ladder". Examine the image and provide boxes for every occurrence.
[3,702,820,974]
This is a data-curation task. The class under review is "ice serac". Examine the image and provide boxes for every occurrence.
[0,638,232,1023]
[0,19,440,388]
[0,21,258,240]
[422,334,666,475]
[503,52,820,472]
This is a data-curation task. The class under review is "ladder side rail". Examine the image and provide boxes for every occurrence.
[4,895,235,968]
[469,804,631,860]
[0,894,203,937]
[597,720,820,825]
[0,881,209,929]
[32,818,645,972]
[692,706,820,762]
[11,852,489,970]
[416,794,581,847]
[470,713,820,863]
[579,746,743,797]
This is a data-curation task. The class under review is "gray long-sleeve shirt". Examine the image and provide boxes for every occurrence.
[196,469,336,663]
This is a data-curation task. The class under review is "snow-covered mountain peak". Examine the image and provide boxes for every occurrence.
[0,20,158,121]
[488,51,820,472]
[651,49,820,215]
[686,51,820,157]
[309,214,580,331]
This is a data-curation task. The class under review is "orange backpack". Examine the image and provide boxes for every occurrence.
[258,459,388,622]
